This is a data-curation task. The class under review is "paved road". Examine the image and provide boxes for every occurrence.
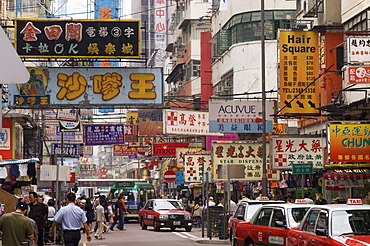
[0,221,228,246]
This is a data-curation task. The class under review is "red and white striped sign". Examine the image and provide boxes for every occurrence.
[164,170,176,183]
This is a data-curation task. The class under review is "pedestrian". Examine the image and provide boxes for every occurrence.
[315,192,328,205]
[84,197,95,233]
[28,191,48,246]
[94,199,106,240]
[303,192,314,204]
[109,194,127,231]
[0,201,35,246]
[193,200,203,230]
[49,192,91,246]
[229,199,237,214]
[45,199,56,244]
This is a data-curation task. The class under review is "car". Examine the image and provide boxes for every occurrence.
[228,199,285,246]
[138,199,193,232]
[234,203,314,246]
[287,199,370,246]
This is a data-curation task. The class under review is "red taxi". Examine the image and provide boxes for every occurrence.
[234,202,313,246]
[138,199,193,232]
[287,199,370,246]
[229,199,285,246]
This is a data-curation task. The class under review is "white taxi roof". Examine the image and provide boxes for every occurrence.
[306,203,370,212]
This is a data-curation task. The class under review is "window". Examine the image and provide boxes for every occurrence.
[271,209,285,228]
[235,204,246,219]
[255,208,273,226]
[317,212,328,230]
[301,209,319,233]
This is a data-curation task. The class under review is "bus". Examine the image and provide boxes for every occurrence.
[107,181,156,222]
[77,179,146,198]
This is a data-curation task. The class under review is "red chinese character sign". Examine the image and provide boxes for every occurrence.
[184,154,212,183]
[15,19,140,58]
[8,67,163,106]
[347,66,370,84]
[163,109,222,136]
[176,148,202,168]
[271,135,326,170]
[212,141,279,182]
[124,125,138,142]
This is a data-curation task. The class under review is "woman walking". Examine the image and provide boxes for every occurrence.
[84,197,95,233]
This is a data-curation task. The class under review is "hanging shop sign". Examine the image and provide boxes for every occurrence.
[138,109,163,135]
[8,67,163,106]
[279,31,319,115]
[208,100,274,133]
[347,37,370,63]
[0,119,12,158]
[126,112,139,124]
[329,123,370,163]
[347,66,370,83]
[183,154,212,183]
[113,144,138,156]
[163,109,220,135]
[152,143,189,157]
[206,134,238,151]
[176,148,202,168]
[271,135,326,170]
[15,19,140,58]
[212,141,279,182]
[124,125,138,142]
[51,143,81,156]
[84,124,124,145]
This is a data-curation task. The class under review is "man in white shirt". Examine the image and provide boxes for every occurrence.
[208,196,216,207]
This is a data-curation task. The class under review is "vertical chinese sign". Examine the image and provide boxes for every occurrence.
[271,135,325,169]
[154,0,167,66]
[212,141,279,182]
[184,154,212,183]
[329,124,370,165]
[279,31,319,114]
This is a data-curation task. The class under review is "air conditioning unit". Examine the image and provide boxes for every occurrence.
[216,85,224,92]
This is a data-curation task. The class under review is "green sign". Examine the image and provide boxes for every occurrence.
[292,164,313,174]
[116,181,135,188]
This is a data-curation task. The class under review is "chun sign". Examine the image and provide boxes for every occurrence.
[15,19,140,58]
[184,154,212,183]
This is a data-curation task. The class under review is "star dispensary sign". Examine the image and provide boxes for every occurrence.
[15,19,140,58]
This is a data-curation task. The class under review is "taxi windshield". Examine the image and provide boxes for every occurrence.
[332,210,370,236]
[154,200,184,210]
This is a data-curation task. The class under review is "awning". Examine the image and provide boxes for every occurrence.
[0,158,39,165]
[323,173,370,180]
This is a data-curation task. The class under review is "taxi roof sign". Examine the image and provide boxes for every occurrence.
[347,199,363,205]
[258,196,269,201]
[295,199,307,204]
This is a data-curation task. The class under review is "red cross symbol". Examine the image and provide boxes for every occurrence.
[167,111,178,126]
[187,167,196,176]
[274,154,287,167]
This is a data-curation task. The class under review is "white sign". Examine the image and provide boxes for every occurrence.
[209,100,274,133]
[271,136,326,170]
[176,148,201,168]
[212,141,279,181]
[347,37,370,63]
[0,128,11,150]
[57,109,78,121]
[163,109,221,135]
[184,154,212,183]
[40,165,71,181]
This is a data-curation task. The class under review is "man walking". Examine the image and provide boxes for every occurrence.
[110,194,127,231]
[0,201,35,246]
[94,199,106,240]
[28,191,48,246]
[50,192,91,246]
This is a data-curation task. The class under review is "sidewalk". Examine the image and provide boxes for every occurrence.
[189,227,230,244]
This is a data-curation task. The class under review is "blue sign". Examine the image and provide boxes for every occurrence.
[56,126,76,139]
[175,171,184,184]
[209,121,273,133]
[14,95,50,106]
[84,124,124,145]
[52,143,81,156]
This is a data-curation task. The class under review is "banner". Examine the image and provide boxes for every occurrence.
[279,31,319,114]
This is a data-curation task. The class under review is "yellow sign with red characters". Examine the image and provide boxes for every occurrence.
[329,124,370,163]
[279,31,319,114]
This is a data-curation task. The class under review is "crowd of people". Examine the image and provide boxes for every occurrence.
[0,192,128,246]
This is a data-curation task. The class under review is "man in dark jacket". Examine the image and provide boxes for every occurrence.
[28,191,48,246]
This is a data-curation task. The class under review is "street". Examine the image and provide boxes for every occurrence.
[0,221,228,246]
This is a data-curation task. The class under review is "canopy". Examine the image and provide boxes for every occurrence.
[0,158,39,165]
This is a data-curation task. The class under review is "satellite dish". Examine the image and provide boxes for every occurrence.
[0,26,29,84]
